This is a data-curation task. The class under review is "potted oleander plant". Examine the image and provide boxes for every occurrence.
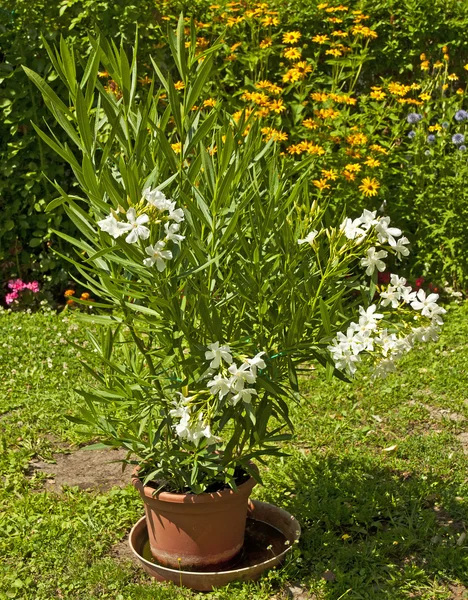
[25,20,445,569]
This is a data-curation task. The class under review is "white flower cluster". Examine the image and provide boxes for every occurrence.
[341,209,410,273]
[327,274,446,378]
[205,342,266,406]
[169,394,220,446]
[97,188,185,272]
[168,343,266,446]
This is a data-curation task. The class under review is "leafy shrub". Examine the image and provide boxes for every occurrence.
[2,0,468,295]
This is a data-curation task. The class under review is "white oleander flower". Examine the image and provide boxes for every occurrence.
[247,352,267,374]
[205,342,233,369]
[298,230,318,245]
[413,323,441,343]
[375,216,402,246]
[164,222,185,245]
[337,327,368,355]
[228,362,256,391]
[143,241,173,271]
[123,208,150,244]
[97,214,125,239]
[358,305,384,331]
[327,339,361,375]
[374,329,398,357]
[207,373,232,399]
[341,217,366,240]
[168,201,185,223]
[360,247,388,276]
[379,285,401,308]
[230,387,258,405]
[393,236,410,259]
[143,187,173,211]
[410,289,440,317]
[358,209,378,230]
[424,303,446,325]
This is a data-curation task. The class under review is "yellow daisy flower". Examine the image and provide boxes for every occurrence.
[282,31,302,44]
[284,47,302,60]
[359,177,380,197]
[312,34,330,44]
[313,178,331,190]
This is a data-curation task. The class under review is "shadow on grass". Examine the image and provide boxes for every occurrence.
[258,452,468,598]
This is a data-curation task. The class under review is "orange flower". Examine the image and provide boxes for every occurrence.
[174,80,185,90]
[313,178,331,190]
[262,16,279,26]
[311,92,329,102]
[321,168,338,180]
[80,292,90,300]
[388,82,411,96]
[64,289,75,297]
[370,144,388,154]
[344,163,361,173]
[314,107,340,119]
[261,127,288,141]
[269,99,286,113]
[203,98,217,108]
[370,89,386,100]
[302,118,319,129]
[347,133,368,146]
[364,157,381,168]
[171,142,182,153]
[352,25,378,38]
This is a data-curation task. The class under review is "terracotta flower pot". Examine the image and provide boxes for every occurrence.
[132,470,257,569]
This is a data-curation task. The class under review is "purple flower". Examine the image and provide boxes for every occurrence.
[452,133,465,145]
[407,113,423,124]
[408,131,416,139]
[454,110,468,122]
[427,134,436,144]
[442,122,450,129]
[459,145,467,152]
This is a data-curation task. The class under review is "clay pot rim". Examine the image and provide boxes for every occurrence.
[132,466,257,504]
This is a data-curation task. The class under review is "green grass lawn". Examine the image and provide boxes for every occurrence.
[1,304,467,600]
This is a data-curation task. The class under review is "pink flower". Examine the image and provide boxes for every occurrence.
[5,291,19,305]
[25,281,40,293]
[8,279,25,292]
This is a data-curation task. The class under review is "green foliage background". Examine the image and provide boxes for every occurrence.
[1,0,468,292]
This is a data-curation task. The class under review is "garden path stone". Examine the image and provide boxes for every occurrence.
[457,432,468,455]
[447,583,467,599]
[408,400,465,423]
[29,447,129,491]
